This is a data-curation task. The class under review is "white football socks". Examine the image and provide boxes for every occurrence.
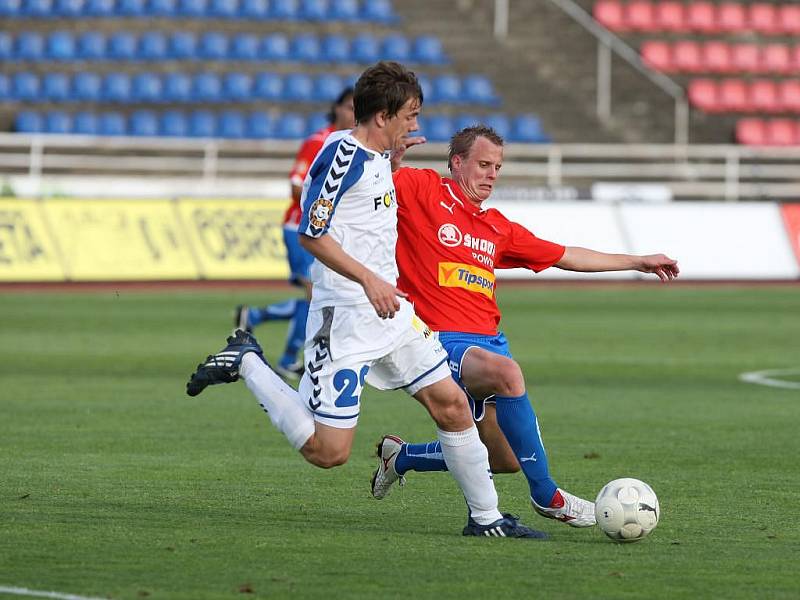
[437,426,503,525]
[240,353,315,450]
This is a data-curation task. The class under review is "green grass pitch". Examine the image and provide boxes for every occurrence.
[1,284,799,599]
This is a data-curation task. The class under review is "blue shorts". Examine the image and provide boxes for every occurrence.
[437,331,513,421]
[283,227,314,286]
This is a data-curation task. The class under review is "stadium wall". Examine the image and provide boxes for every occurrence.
[1,197,798,282]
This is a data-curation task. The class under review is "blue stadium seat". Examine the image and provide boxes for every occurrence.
[47,31,76,60]
[381,34,409,62]
[77,32,106,59]
[189,110,216,137]
[0,32,12,61]
[230,33,259,60]
[290,33,320,63]
[510,114,549,143]
[433,74,461,104]
[484,113,511,139]
[283,73,313,102]
[42,72,70,101]
[260,33,289,61]
[223,72,251,101]
[108,31,137,61]
[12,72,40,101]
[72,111,99,135]
[0,74,9,101]
[253,72,283,100]
[453,113,480,133]
[192,72,222,101]
[274,112,306,139]
[463,74,499,106]
[178,0,207,17]
[360,0,396,24]
[138,32,167,61]
[320,34,349,64]
[15,33,45,61]
[160,110,188,137]
[239,0,267,19]
[305,111,328,135]
[147,0,176,16]
[0,0,22,17]
[129,110,159,136]
[85,0,114,16]
[219,110,246,138]
[350,33,379,63]
[247,111,273,138]
[117,0,145,15]
[199,32,228,60]
[169,32,197,59]
[328,0,358,21]
[98,112,126,136]
[314,73,344,102]
[163,72,191,101]
[72,72,102,101]
[133,72,163,102]
[45,111,71,134]
[412,35,447,65]
[25,0,54,17]
[15,111,44,134]
[299,0,327,21]
[416,74,434,104]
[270,0,298,19]
[209,0,237,17]
[54,0,84,16]
[102,72,132,102]
[425,115,453,142]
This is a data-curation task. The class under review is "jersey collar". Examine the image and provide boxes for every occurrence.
[442,177,486,214]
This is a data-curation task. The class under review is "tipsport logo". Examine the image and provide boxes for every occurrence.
[437,262,496,298]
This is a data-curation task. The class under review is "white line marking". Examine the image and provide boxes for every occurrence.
[739,368,800,390]
[0,586,108,600]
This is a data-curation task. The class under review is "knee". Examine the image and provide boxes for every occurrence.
[490,360,525,397]
[428,391,470,429]
[307,448,351,469]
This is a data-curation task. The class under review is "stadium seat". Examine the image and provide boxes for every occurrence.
[209,0,237,18]
[193,72,222,102]
[12,72,40,101]
[416,73,434,104]
[15,111,44,134]
[0,74,9,101]
[321,34,350,64]
[260,33,290,61]
[717,2,746,33]
[382,34,410,62]
[218,110,246,138]
[47,31,76,60]
[484,113,512,139]
[247,111,273,138]
[779,80,800,114]
[25,0,53,17]
[169,32,197,59]
[731,43,759,73]
[72,111,99,135]
[283,73,313,101]
[230,33,259,60]
[118,0,146,16]
[273,112,306,139]
[98,112,126,136]
[425,115,453,142]
[305,111,328,134]
[673,40,702,73]
[463,74,499,106]
[686,1,716,33]
[179,0,208,17]
[129,110,159,136]
[748,3,779,36]
[78,31,106,60]
[199,32,229,60]
[765,119,796,145]
[350,33,379,63]
[42,72,70,101]
[300,0,327,21]
[750,79,780,113]
[688,78,719,112]
[453,113,480,133]
[270,0,298,19]
[0,0,22,17]
[655,1,685,32]
[108,32,137,61]
[45,111,71,134]
[133,72,163,102]
[641,40,673,72]
[163,72,191,102]
[85,0,114,16]
[15,33,45,61]
[138,32,168,61]
[779,4,800,36]
[360,0,395,24]
[328,0,358,21]
[252,72,283,100]
[160,111,188,137]
[702,41,732,74]
[148,0,177,16]
[761,44,791,75]
[189,110,216,137]
[223,72,251,101]
[736,118,765,145]
[718,78,749,112]
[72,72,102,101]
[594,0,625,31]
[102,72,132,102]
[412,35,446,65]
[239,0,267,18]
[314,72,344,102]
[433,74,461,104]
[290,33,321,62]
[511,114,548,143]
[0,32,12,61]
[626,0,656,32]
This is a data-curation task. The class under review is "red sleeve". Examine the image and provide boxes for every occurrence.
[393,167,441,208]
[289,137,325,187]
[495,215,566,272]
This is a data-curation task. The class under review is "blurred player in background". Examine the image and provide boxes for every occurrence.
[370,125,679,527]
[235,87,355,380]
[189,63,545,538]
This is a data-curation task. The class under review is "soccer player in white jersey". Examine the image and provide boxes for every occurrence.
[186,62,544,538]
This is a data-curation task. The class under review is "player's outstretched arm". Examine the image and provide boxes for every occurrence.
[556,247,680,282]
[299,234,407,318]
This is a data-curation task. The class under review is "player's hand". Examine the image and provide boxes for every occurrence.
[361,272,408,319]
[637,254,680,282]
[390,135,427,171]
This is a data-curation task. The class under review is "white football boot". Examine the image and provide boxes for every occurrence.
[531,488,596,528]
[370,435,406,500]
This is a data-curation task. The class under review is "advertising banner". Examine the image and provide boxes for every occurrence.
[0,199,64,281]
[780,204,800,267]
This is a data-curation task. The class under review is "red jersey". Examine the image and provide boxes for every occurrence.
[284,124,335,228]
[394,168,566,335]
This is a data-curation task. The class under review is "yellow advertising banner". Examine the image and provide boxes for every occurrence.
[0,199,64,281]
[45,198,199,280]
[177,199,289,279]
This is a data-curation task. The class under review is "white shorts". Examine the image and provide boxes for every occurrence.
[297,299,451,429]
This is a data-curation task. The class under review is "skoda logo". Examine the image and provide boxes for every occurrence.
[438,223,462,247]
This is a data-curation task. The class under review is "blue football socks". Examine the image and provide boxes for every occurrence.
[250,299,298,327]
[279,299,309,368]
[394,441,447,475]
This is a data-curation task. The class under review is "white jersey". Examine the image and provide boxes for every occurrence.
[299,130,398,307]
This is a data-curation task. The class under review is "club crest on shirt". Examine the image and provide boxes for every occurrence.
[438,223,463,247]
[310,198,334,228]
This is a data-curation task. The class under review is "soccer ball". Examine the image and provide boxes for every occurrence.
[595,478,659,543]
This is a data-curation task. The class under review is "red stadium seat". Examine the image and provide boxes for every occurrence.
[655,1,686,32]
[765,119,796,145]
[778,80,800,113]
[748,3,780,36]
[687,1,717,33]
[719,78,750,112]
[735,118,767,145]
[702,41,732,74]
[717,2,747,33]
[594,0,626,31]
[673,40,702,73]
[731,43,760,73]
[761,44,792,75]
[778,4,800,36]
[688,78,719,112]
[641,40,673,72]
[626,0,656,31]
[750,79,781,113]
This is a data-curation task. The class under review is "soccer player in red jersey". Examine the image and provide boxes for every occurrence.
[370,126,679,527]
[235,88,355,379]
